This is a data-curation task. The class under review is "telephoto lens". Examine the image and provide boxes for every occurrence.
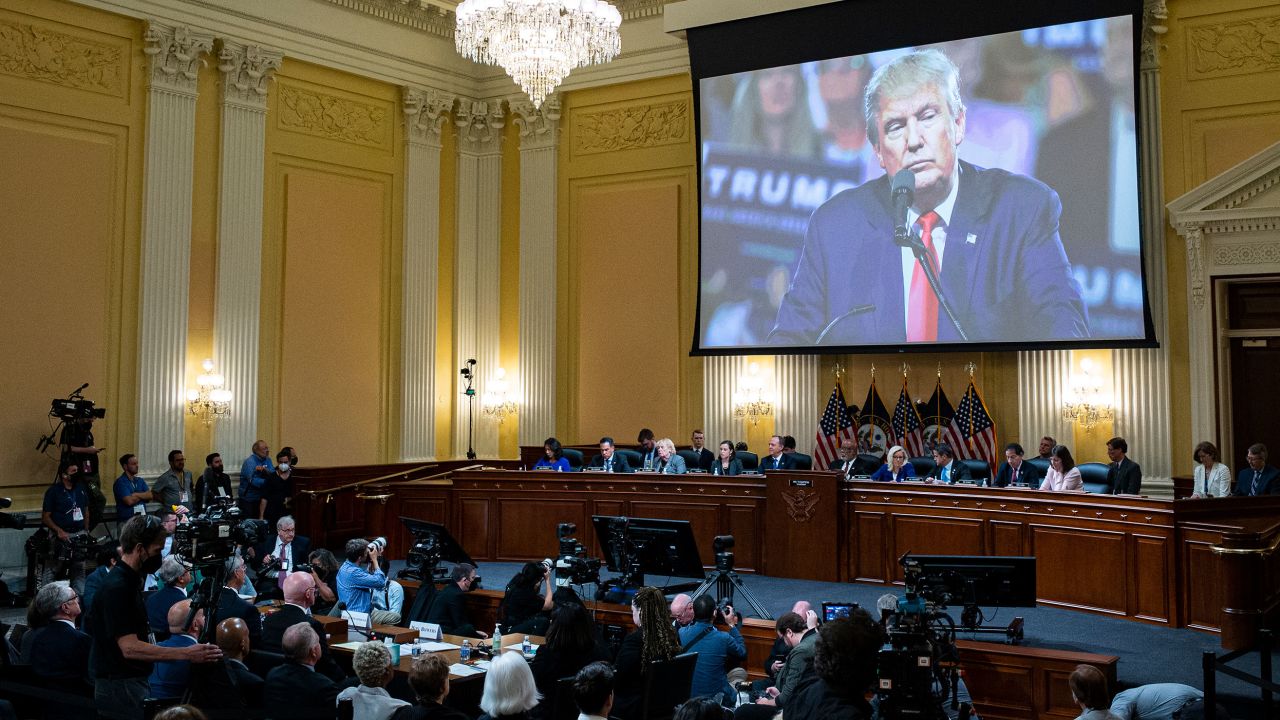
[368,536,387,553]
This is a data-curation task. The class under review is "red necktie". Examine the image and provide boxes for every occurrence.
[907,211,941,342]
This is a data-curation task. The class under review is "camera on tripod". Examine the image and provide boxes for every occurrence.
[172,497,264,568]
[49,398,105,421]
[554,522,602,586]
[713,535,735,572]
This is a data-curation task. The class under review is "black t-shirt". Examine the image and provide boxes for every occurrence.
[502,585,544,627]
[60,423,97,476]
[89,562,153,679]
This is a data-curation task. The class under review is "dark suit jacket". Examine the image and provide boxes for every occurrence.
[391,701,470,720]
[21,621,92,683]
[994,460,1043,488]
[146,585,187,633]
[928,460,971,484]
[711,458,744,477]
[830,456,879,477]
[264,661,339,718]
[761,453,797,471]
[1108,458,1143,495]
[253,534,312,573]
[425,584,480,638]
[770,161,1088,344]
[216,587,263,646]
[588,454,634,473]
[260,603,344,681]
[226,659,265,709]
[1234,464,1280,496]
[691,447,715,472]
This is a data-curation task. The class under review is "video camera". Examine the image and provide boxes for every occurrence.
[554,522,602,586]
[171,497,264,568]
[874,555,965,720]
[0,497,26,531]
[49,398,105,421]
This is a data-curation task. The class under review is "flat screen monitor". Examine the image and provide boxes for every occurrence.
[910,554,1037,607]
[398,516,475,567]
[591,515,706,580]
[688,0,1154,354]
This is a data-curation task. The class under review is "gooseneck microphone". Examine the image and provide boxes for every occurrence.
[888,169,969,342]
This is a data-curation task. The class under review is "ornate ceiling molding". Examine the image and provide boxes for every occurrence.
[320,0,669,40]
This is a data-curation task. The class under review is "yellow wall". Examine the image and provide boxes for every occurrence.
[498,117,521,456]
[0,0,144,506]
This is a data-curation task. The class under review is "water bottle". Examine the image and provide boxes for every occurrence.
[522,635,532,656]
[492,625,502,655]
[460,639,472,663]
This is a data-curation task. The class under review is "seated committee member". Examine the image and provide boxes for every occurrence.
[761,435,796,471]
[926,444,970,484]
[637,429,657,470]
[1038,436,1056,460]
[994,442,1042,487]
[264,623,340,719]
[338,537,401,625]
[654,438,687,475]
[768,48,1088,346]
[533,437,571,472]
[1233,443,1280,496]
[690,430,715,471]
[712,441,744,476]
[114,454,151,522]
[1106,437,1142,494]
[870,446,916,482]
[1191,441,1231,499]
[589,437,633,473]
[1040,445,1083,492]
[425,563,487,638]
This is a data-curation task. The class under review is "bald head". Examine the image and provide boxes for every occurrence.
[167,599,201,635]
[791,600,812,615]
[217,617,250,660]
[283,571,317,607]
[670,593,694,625]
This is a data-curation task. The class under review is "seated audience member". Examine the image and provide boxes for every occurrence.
[675,698,730,720]
[1233,443,1280,496]
[995,442,1042,488]
[147,556,191,635]
[752,601,817,693]
[21,581,92,684]
[1070,664,1122,720]
[263,570,345,681]
[113,453,151,522]
[589,437,633,473]
[194,452,232,513]
[573,661,616,720]
[82,540,119,616]
[533,437,572,472]
[153,707,208,720]
[264,623,340,718]
[784,613,880,719]
[529,602,611,714]
[425,563,487,638]
[219,555,263,645]
[654,438,688,475]
[392,653,469,720]
[253,515,311,596]
[690,430,715,472]
[711,441,744,477]
[148,599,206,699]
[1106,437,1143,494]
[338,641,410,720]
[678,595,746,705]
[1040,445,1084,492]
[870,446,916,483]
[216,617,264,709]
[748,611,818,712]
[1038,436,1056,460]
[761,436,796,471]
[308,548,341,616]
[501,562,554,635]
[669,593,695,628]
[1108,682,1203,720]
[1191,441,1231,499]
[614,586,682,720]
[338,536,402,625]
[926,444,971,484]
[478,651,541,720]
[637,429,658,470]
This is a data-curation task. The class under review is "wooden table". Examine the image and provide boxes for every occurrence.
[324,624,543,681]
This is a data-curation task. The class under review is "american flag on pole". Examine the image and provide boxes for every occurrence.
[954,379,998,468]
[815,383,856,469]
[892,378,926,458]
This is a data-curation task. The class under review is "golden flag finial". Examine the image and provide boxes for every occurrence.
[965,361,977,379]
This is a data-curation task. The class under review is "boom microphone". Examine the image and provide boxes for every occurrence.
[891,169,915,245]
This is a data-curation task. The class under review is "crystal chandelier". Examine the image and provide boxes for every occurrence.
[455,0,622,108]
[186,358,232,425]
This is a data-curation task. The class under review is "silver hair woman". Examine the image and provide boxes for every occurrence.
[478,650,541,720]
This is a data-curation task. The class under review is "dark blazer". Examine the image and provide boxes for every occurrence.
[611,630,647,720]
[225,658,265,709]
[146,585,187,633]
[928,460,971,484]
[829,456,879,476]
[264,661,339,718]
[691,447,715,472]
[260,603,344,681]
[253,534,312,573]
[761,453,797,472]
[1234,464,1280,496]
[194,469,233,513]
[770,161,1088,345]
[21,621,92,683]
[587,453,634,473]
[425,584,480,638]
[1108,458,1143,495]
[993,460,1043,488]
[391,701,470,720]
[711,458,745,477]
[215,587,263,646]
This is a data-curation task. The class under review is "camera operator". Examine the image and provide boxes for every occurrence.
[499,561,554,635]
[87,514,222,718]
[41,459,91,593]
[785,612,880,719]
[194,453,232,514]
[306,548,339,616]
[337,537,402,625]
[678,595,746,706]
[61,416,106,532]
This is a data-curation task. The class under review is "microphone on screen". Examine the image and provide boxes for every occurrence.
[891,168,916,247]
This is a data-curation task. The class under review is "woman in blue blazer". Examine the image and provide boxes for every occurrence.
[870,445,916,482]
[533,437,572,472]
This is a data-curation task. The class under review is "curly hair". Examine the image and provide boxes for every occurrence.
[633,586,681,664]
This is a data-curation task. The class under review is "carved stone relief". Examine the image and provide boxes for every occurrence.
[403,87,455,147]
[572,98,689,155]
[0,15,125,96]
[219,41,282,110]
[1186,13,1280,78]
[143,23,213,94]
[1212,241,1280,266]
[276,81,390,148]
[511,95,561,150]
[454,99,505,153]
[1182,224,1206,311]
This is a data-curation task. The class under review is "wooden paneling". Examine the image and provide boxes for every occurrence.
[1181,535,1223,631]
[853,511,887,583]
[494,498,588,561]
[459,498,492,560]
[1031,525,1127,615]
[763,472,840,580]
[991,521,1024,556]
[1131,534,1172,623]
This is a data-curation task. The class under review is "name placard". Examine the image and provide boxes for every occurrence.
[789,479,813,488]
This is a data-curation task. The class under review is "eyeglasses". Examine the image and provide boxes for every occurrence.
[63,593,80,604]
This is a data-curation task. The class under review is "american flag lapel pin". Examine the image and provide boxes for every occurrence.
[966,233,977,245]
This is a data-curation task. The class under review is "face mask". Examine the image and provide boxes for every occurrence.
[141,549,163,575]
[278,463,290,472]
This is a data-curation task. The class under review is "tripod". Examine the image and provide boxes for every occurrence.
[461,360,477,460]
[690,560,772,619]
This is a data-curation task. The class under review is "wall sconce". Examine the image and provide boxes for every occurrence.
[733,362,774,426]
[1062,358,1113,430]
[186,358,232,425]
[482,367,517,424]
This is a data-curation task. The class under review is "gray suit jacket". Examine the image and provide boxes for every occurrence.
[656,455,687,475]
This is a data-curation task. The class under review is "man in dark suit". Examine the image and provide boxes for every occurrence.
[762,435,797,471]
[250,515,311,598]
[425,563,486,639]
[927,444,971,484]
[1106,437,1143,495]
[588,436,634,473]
[216,617,264,710]
[261,571,345,681]
[690,430,715,472]
[22,581,92,683]
[216,555,262,647]
[1234,443,1280,496]
[264,622,339,718]
[148,599,204,699]
[146,556,191,635]
[994,442,1042,488]
[769,49,1088,346]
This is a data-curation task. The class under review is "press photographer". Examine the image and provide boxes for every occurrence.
[39,459,92,593]
[337,535,403,625]
[498,561,555,635]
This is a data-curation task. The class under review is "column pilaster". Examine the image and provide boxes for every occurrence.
[774,355,819,452]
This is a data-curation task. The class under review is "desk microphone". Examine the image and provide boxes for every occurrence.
[815,304,876,345]
[335,601,371,641]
